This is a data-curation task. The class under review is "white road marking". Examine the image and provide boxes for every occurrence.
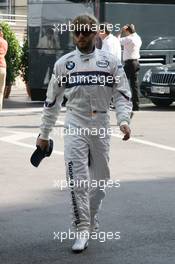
[0,107,66,115]
[112,133,175,152]
[56,120,64,125]
[0,108,43,114]
[0,131,37,141]
[0,131,64,155]
[56,120,175,152]
[1,122,175,153]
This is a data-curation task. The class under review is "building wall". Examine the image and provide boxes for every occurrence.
[0,0,27,13]
[15,0,27,7]
[0,0,27,42]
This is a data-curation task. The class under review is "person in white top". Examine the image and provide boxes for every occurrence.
[99,23,121,63]
[118,24,142,110]
[98,23,122,110]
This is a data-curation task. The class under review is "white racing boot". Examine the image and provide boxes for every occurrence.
[72,230,89,253]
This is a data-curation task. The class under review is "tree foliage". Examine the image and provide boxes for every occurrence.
[0,22,21,85]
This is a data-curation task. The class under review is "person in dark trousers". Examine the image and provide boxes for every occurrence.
[118,24,142,111]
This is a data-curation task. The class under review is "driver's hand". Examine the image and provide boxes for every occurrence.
[120,124,131,141]
[36,137,49,150]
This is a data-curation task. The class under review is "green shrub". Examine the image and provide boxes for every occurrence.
[0,22,21,85]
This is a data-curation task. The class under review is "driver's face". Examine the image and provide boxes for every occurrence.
[73,26,97,52]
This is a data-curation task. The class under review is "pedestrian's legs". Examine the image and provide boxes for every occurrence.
[124,61,140,110]
[124,62,131,80]
[130,61,140,110]
[0,67,6,111]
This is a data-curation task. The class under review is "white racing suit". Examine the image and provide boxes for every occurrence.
[40,47,132,232]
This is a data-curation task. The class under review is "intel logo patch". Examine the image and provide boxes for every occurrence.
[96,60,109,68]
[66,61,75,70]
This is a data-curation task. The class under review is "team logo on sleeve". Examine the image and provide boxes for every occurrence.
[96,60,109,68]
[66,61,75,70]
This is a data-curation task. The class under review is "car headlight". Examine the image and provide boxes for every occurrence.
[143,69,152,82]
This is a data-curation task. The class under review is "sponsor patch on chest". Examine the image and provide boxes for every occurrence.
[96,60,109,68]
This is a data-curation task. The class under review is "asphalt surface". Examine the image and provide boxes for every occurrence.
[0,95,175,264]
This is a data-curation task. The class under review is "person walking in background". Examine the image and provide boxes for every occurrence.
[99,22,121,62]
[118,24,142,111]
[0,27,8,111]
[99,22,122,110]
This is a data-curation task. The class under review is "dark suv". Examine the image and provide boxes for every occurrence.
[140,64,175,106]
[140,37,175,106]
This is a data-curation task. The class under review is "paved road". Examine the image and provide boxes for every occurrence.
[0,97,175,264]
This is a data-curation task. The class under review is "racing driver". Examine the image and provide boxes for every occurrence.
[36,14,132,252]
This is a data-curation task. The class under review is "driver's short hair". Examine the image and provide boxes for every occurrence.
[72,14,98,31]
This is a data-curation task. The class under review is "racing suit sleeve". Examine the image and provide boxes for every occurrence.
[112,64,132,126]
[39,63,65,140]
